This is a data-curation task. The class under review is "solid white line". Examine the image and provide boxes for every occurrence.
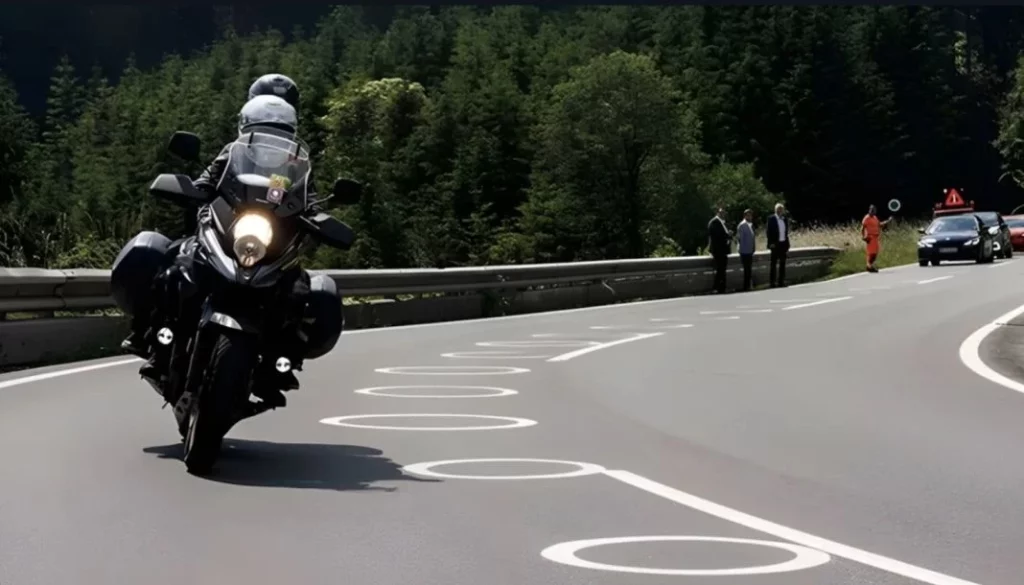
[0,357,142,390]
[958,300,1024,397]
[781,296,852,311]
[918,276,953,285]
[604,469,981,585]
[547,332,663,362]
[700,309,772,315]
[768,299,818,304]
[989,260,1014,268]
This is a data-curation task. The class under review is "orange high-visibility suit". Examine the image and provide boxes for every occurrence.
[862,214,883,271]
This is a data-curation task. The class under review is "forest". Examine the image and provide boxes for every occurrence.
[3,5,1024,271]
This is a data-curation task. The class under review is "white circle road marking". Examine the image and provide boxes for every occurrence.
[476,340,597,348]
[403,458,606,480]
[441,351,552,359]
[540,535,831,576]
[353,385,519,398]
[319,414,537,431]
[374,366,530,375]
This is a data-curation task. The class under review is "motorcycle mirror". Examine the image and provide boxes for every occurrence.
[332,178,362,205]
[149,173,210,206]
[300,212,356,250]
[168,131,202,162]
[917,228,926,235]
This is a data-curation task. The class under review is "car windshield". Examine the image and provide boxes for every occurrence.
[974,212,999,224]
[226,131,311,192]
[926,216,976,234]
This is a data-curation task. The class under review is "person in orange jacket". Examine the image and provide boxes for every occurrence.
[862,204,892,272]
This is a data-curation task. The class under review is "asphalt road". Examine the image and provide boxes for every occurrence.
[3,257,1024,585]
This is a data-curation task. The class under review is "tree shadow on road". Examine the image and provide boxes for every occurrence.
[143,440,440,492]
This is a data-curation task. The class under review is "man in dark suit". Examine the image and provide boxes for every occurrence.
[707,206,732,294]
[765,202,790,288]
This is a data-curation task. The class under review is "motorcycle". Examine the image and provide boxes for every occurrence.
[111,129,360,475]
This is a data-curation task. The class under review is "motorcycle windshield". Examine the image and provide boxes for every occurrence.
[224,131,312,208]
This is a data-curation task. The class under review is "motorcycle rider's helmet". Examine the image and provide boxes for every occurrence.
[248,73,300,113]
[237,94,298,137]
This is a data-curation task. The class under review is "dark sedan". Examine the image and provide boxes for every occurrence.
[972,211,1013,259]
[917,214,996,266]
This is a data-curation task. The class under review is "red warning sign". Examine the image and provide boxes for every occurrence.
[944,188,965,207]
[934,187,974,217]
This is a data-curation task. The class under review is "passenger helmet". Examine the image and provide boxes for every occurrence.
[238,94,298,136]
[248,73,300,113]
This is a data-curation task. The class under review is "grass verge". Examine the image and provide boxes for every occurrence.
[773,219,924,278]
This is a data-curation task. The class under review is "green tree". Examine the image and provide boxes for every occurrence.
[523,50,706,261]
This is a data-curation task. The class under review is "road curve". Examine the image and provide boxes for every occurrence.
[2,259,1024,585]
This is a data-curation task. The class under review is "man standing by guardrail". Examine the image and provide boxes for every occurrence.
[737,208,755,291]
[766,203,790,288]
[708,205,732,294]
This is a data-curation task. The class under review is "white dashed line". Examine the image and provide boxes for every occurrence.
[548,332,663,362]
[700,309,773,315]
[918,275,954,285]
[781,296,852,311]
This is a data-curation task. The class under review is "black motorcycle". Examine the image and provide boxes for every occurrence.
[112,130,360,475]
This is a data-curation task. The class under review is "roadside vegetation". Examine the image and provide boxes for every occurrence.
[0,6,1022,273]
[783,220,925,277]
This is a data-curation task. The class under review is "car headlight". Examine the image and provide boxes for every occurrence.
[919,238,935,247]
[968,237,980,246]
[232,212,273,268]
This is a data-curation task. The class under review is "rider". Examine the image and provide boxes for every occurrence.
[124,75,316,403]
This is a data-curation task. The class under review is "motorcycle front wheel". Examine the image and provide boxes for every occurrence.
[183,331,256,475]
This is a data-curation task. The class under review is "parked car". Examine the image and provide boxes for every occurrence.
[1004,214,1024,251]
[971,211,1013,259]
[917,214,996,266]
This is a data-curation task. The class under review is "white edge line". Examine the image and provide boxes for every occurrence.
[0,357,142,390]
[918,275,954,285]
[700,309,772,315]
[958,300,1024,396]
[781,296,852,311]
[603,469,981,585]
[547,332,663,362]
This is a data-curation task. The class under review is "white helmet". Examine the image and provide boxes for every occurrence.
[238,94,298,136]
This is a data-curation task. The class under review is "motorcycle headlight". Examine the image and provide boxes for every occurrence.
[232,212,273,268]
[989,226,1000,235]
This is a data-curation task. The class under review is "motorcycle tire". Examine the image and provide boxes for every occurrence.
[182,332,256,475]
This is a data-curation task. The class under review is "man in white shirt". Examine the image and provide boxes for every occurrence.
[737,209,756,291]
[765,202,790,287]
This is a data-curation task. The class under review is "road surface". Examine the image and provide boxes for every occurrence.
[2,259,1023,585]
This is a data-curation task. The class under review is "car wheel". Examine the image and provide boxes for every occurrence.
[931,259,941,266]
[919,260,929,267]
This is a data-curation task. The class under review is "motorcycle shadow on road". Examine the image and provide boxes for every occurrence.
[142,440,441,492]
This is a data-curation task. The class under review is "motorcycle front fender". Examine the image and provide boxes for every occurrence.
[198,302,262,336]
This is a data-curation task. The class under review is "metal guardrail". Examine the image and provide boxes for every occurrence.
[0,247,838,314]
